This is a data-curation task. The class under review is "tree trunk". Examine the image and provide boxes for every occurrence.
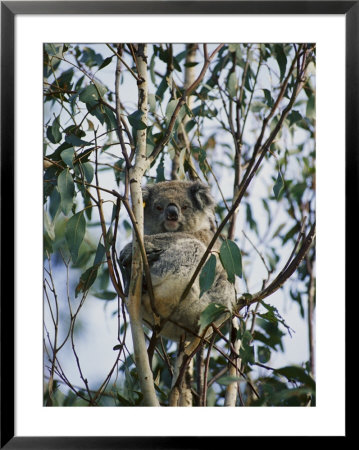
[224,318,241,406]
[127,44,159,406]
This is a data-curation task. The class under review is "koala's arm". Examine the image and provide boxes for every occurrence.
[119,237,165,295]
[119,231,224,296]
[119,233,235,339]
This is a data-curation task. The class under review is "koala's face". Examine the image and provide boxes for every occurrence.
[143,181,215,235]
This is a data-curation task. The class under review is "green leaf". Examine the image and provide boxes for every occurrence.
[116,393,132,406]
[246,203,258,234]
[127,110,147,130]
[149,52,156,84]
[103,105,118,131]
[60,147,75,168]
[282,223,300,244]
[165,99,186,128]
[216,375,241,386]
[259,300,294,336]
[57,169,74,216]
[98,56,113,70]
[184,62,198,68]
[44,211,55,241]
[273,172,284,199]
[219,239,242,283]
[93,291,117,300]
[156,155,165,182]
[82,162,94,183]
[287,110,302,127]
[49,187,61,219]
[272,223,286,239]
[238,330,255,365]
[94,242,106,266]
[257,346,271,364]
[75,266,98,297]
[165,99,177,123]
[156,76,169,100]
[198,303,228,331]
[274,44,287,81]
[306,95,315,119]
[75,241,105,297]
[65,135,91,147]
[44,43,63,57]
[263,89,274,108]
[275,366,315,391]
[79,82,107,104]
[199,254,216,298]
[227,71,238,98]
[47,116,62,144]
[268,386,315,406]
[185,119,196,134]
[65,211,86,263]
[148,93,156,113]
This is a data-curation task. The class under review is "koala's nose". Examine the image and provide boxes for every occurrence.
[166,204,179,221]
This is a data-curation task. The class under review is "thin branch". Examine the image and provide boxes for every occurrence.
[179,45,313,304]
[106,43,142,82]
[148,44,224,163]
[238,221,316,309]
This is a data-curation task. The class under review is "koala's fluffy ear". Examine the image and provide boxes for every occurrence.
[142,186,151,204]
[189,181,215,210]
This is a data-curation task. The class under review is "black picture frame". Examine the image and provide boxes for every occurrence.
[1,1,353,447]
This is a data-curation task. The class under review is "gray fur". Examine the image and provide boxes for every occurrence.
[119,181,236,341]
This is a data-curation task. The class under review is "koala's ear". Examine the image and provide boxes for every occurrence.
[189,181,215,210]
[142,186,150,205]
[142,186,151,210]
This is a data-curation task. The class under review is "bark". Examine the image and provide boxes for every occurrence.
[126,44,159,406]
[177,43,198,181]
[224,318,241,406]
[175,44,199,406]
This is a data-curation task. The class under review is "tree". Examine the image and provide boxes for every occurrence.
[43,43,316,407]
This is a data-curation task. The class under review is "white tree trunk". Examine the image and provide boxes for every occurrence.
[127,44,159,406]
[224,318,241,406]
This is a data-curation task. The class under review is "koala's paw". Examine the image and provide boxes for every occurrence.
[119,243,132,295]
[144,239,164,263]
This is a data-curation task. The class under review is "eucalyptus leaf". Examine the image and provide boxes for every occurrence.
[82,162,94,183]
[60,147,75,168]
[219,239,242,283]
[65,135,91,147]
[273,172,284,199]
[98,56,113,70]
[274,44,287,81]
[75,266,98,297]
[216,375,241,386]
[79,82,107,104]
[47,116,62,144]
[127,110,147,130]
[287,110,302,127]
[199,254,216,298]
[65,211,86,263]
[57,169,74,216]
[198,303,228,331]
[227,71,238,98]
[306,95,315,118]
[94,242,106,266]
[93,291,117,300]
[258,346,271,364]
[275,366,315,390]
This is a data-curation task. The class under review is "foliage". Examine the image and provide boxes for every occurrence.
[43,43,316,407]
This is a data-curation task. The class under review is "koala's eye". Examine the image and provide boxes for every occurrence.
[182,205,188,211]
[156,205,163,211]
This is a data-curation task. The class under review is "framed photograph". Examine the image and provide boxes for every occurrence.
[1,1,352,447]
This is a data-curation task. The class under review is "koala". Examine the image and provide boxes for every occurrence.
[119,180,236,342]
